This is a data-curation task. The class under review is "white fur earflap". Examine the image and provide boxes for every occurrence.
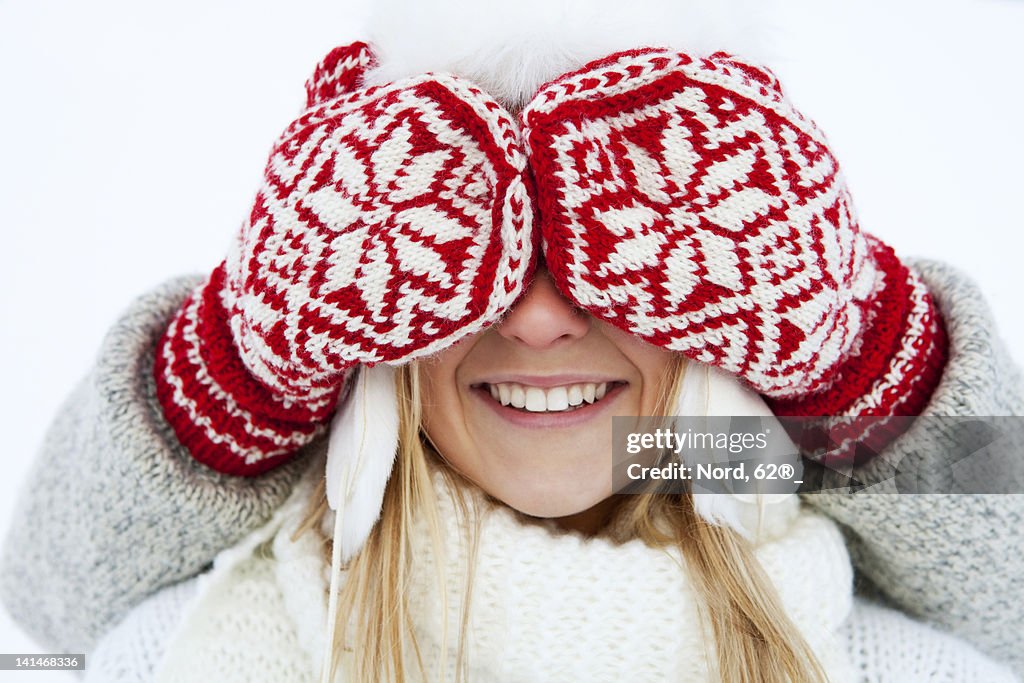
[321,364,400,682]
[676,362,799,541]
[364,0,778,108]
[324,364,400,559]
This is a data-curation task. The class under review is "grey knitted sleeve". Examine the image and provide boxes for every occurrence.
[0,277,323,655]
[840,598,1021,682]
[804,259,1024,676]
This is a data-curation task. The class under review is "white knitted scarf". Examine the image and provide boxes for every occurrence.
[153,451,855,682]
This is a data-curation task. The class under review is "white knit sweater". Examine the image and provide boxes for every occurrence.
[85,459,1018,682]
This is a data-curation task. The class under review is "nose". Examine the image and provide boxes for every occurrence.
[496,270,590,348]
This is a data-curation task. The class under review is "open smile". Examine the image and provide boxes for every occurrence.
[468,376,629,431]
[476,380,625,413]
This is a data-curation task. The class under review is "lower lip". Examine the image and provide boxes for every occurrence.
[471,383,628,429]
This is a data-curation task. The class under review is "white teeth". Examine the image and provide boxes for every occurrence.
[486,381,611,412]
[524,387,546,412]
[510,385,526,409]
[546,386,569,411]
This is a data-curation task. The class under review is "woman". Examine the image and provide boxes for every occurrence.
[3,2,1023,681]
[79,270,1016,681]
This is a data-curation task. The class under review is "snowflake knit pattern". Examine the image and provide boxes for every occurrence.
[154,43,536,474]
[522,48,947,417]
[154,44,947,476]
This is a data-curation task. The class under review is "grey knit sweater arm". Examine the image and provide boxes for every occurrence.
[0,277,319,655]
[804,259,1024,676]
[3,263,1021,673]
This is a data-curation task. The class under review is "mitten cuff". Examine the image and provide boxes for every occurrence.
[768,241,949,420]
[153,263,343,476]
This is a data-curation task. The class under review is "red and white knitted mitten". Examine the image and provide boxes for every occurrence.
[522,48,947,423]
[154,43,535,475]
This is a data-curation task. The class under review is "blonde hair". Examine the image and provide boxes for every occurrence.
[298,357,829,682]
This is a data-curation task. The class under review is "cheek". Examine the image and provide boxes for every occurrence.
[640,353,677,413]
[598,325,677,413]
[418,355,476,472]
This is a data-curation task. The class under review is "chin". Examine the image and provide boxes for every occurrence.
[496,481,610,520]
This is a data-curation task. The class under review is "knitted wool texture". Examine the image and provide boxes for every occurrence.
[136,458,860,682]
[522,48,947,417]
[83,456,1019,682]
[154,43,946,476]
[4,266,1019,674]
[154,43,536,474]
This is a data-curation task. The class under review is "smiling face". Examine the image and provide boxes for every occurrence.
[419,269,676,523]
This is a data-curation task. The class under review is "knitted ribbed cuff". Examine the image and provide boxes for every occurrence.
[768,241,948,419]
[153,264,343,476]
[767,242,949,464]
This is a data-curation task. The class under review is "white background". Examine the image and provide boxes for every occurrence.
[1,1,1022,680]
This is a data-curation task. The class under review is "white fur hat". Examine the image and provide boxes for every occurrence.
[364,0,775,109]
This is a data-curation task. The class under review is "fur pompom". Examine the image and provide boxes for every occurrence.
[364,0,777,108]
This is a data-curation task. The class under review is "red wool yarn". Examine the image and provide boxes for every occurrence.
[154,43,537,474]
[523,48,947,417]
[154,44,947,476]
